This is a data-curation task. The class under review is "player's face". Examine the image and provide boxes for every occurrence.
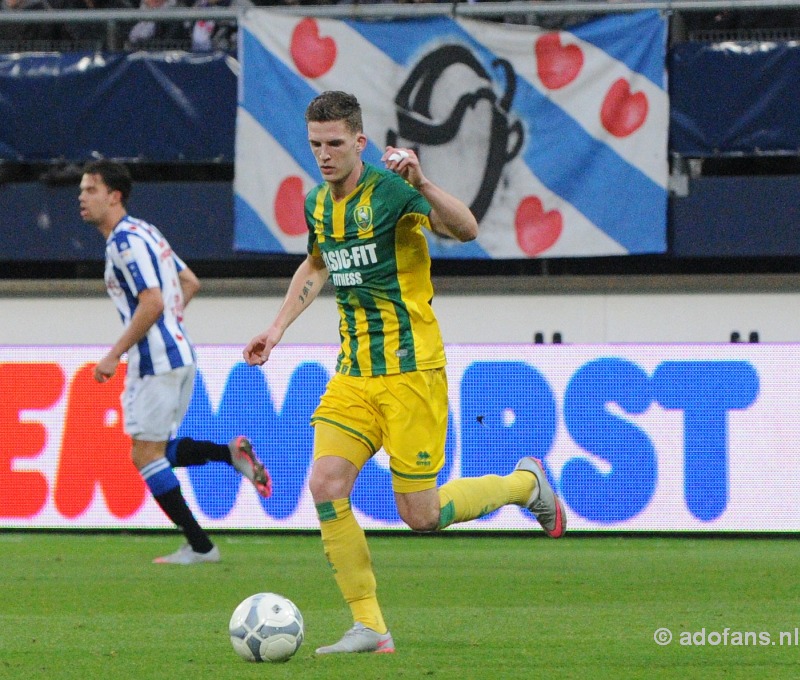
[78,173,116,225]
[308,120,366,192]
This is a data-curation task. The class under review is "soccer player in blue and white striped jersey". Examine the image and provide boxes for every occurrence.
[80,160,272,564]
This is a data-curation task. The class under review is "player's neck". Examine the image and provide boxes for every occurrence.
[328,159,363,202]
[99,208,127,238]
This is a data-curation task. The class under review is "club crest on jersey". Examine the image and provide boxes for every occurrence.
[354,206,373,232]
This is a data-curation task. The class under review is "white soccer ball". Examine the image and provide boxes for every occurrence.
[229,592,304,662]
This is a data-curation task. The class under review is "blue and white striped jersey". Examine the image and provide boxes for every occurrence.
[104,215,196,377]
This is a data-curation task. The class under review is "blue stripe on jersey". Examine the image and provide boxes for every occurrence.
[120,229,165,293]
[137,334,155,376]
[143,234,164,292]
[112,262,139,319]
[113,231,148,292]
[156,317,184,370]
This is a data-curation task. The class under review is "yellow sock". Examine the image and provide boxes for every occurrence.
[438,470,535,529]
[316,498,387,634]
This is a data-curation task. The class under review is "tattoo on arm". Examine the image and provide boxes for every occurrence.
[298,279,314,305]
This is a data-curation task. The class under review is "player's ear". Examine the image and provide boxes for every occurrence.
[355,133,367,153]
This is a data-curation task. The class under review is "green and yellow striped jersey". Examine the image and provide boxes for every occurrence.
[305,162,446,377]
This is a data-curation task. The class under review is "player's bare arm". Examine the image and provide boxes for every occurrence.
[383,146,478,242]
[178,267,201,307]
[243,253,329,366]
[94,287,164,382]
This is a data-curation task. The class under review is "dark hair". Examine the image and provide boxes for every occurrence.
[305,91,363,133]
[82,160,132,204]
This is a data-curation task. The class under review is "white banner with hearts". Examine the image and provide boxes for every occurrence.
[234,10,668,259]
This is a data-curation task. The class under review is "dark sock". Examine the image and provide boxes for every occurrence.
[153,487,214,554]
[166,437,232,467]
[141,458,214,553]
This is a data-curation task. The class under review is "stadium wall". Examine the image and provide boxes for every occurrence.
[2,275,800,344]
[5,176,800,265]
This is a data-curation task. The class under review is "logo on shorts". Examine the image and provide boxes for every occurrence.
[416,451,431,467]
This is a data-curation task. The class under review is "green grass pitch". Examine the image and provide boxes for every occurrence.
[1,532,799,679]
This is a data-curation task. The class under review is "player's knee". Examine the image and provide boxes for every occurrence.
[307,473,327,501]
[395,487,441,532]
[400,507,440,533]
[407,518,440,533]
[308,469,350,503]
[130,440,165,470]
[129,441,143,468]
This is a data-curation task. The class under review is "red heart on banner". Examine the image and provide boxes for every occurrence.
[535,33,584,90]
[290,17,337,79]
[515,196,562,256]
[275,176,307,236]
[600,78,648,137]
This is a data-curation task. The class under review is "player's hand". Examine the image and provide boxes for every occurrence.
[243,329,280,366]
[382,147,426,189]
[94,354,119,383]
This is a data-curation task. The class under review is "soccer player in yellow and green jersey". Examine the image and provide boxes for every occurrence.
[243,90,566,656]
[305,159,444,377]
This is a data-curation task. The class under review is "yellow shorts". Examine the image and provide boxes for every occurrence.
[311,368,448,493]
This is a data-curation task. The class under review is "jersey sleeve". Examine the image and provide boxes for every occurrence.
[305,191,319,256]
[172,251,188,273]
[395,175,432,229]
[111,232,160,295]
[405,187,431,218]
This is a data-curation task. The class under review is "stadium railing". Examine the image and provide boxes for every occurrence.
[0,0,798,48]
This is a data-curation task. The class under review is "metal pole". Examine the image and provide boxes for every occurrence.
[0,1,798,25]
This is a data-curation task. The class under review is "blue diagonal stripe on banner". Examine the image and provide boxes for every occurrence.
[346,15,666,253]
[517,94,666,253]
[574,10,665,89]
[241,26,386,171]
[240,28,320,181]
[234,193,287,252]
